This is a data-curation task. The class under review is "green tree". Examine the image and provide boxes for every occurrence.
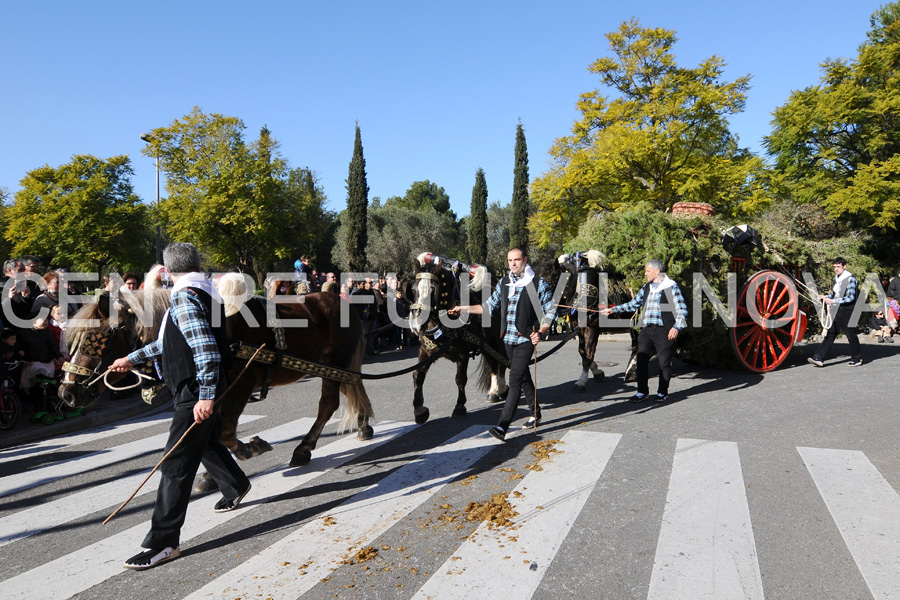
[486,200,513,275]
[765,2,900,230]
[143,109,312,283]
[467,168,488,264]
[284,166,335,268]
[510,123,530,252]
[385,180,455,219]
[530,19,767,248]
[5,155,152,271]
[345,123,370,271]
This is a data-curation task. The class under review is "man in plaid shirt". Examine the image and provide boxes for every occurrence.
[449,247,555,440]
[602,258,688,403]
[110,243,251,570]
[808,257,861,367]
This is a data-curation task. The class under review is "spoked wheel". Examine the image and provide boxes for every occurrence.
[0,391,20,430]
[731,270,805,373]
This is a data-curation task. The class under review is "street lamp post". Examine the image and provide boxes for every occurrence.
[140,133,162,264]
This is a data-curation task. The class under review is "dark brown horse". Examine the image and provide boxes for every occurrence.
[554,251,638,391]
[59,279,375,471]
[408,253,508,424]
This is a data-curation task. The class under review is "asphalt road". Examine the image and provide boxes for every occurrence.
[0,332,897,600]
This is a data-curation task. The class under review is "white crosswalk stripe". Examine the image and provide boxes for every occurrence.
[5,418,900,600]
[0,415,264,498]
[648,439,764,600]
[799,447,900,600]
[0,417,317,547]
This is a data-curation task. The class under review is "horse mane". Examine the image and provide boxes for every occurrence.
[66,288,171,348]
[216,272,253,317]
[144,264,166,290]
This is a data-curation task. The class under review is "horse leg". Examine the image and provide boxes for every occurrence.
[357,413,374,440]
[624,328,640,383]
[291,379,341,467]
[219,376,273,461]
[486,364,509,403]
[412,351,433,424]
[586,326,604,383]
[574,328,591,393]
[452,355,469,418]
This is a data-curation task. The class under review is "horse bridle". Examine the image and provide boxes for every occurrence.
[409,271,447,338]
[61,328,135,388]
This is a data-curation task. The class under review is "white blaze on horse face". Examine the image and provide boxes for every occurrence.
[410,277,433,335]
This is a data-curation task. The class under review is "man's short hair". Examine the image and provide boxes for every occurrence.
[832,257,847,266]
[1,328,16,341]
[508,247,528,259]
[163,243,201,274]
[646,258,666,272]
[3,259,18,274]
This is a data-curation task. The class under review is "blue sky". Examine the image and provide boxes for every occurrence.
[0,0,885,219]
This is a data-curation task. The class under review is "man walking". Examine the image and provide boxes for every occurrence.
[601,258,688,403]
[449,247,555,441]
[808,257,862,367]
[109,243,251,570]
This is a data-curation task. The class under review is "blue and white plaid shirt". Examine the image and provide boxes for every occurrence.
[128,288,221,401]
[611,278,688,330]
[829,272,858,306]
[488,273,556,346]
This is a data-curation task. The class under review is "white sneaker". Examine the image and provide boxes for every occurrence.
[124,546,180,570]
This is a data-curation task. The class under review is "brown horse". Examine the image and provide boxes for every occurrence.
[554,251,639,391]
[408,253,508,424]
[59,280,375,471]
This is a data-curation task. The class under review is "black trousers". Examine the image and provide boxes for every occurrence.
[142,384,250,550]
[635,325,676,396]
[497,342,540,431]
[813,308,861,362]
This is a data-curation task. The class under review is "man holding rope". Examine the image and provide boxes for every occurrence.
[808,257,862,368]
[448,247,555,441]
[601,258,688,403]
[109,243,251,570]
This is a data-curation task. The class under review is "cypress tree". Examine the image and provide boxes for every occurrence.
[467,168,488,264]
[510,122,530,252]
[345,123,369,272]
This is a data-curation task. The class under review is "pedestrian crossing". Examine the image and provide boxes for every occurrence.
[1,414,899,600]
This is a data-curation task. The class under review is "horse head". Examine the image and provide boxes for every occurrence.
[59,288,170,408]
[409,252,488,337]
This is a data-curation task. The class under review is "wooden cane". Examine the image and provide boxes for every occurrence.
[103,344,267,525]
[533,326,539,434]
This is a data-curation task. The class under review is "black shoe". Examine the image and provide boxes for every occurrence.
[521,417,541,429]
[214,483,252,513]
[848,360,863,367]
[655,393,669,403]
[629,393,648,403]
[124,547,180,570]
[488,426,506,441]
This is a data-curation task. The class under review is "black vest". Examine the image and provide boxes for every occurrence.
[639,282,677,330]
[498,275,541,340]
[161,287,231,395]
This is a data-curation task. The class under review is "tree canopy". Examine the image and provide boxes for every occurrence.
[530,19,767,248]
[765,1,900,230]
[384,180,455,219]
[5,154,152,272]
[142,108,329,284]
[467,168,488,264]
[345,124,370,272]
[510,123,531,252]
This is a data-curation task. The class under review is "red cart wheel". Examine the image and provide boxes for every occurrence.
[731,270,801,373]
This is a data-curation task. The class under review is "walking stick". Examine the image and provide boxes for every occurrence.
[103,344,266,525]
[533,326,539,434]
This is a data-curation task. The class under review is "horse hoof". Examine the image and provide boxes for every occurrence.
[451,405,467,418]
[358,425,374,441]
[499,389,509,400]
[485,394,502,404]
[593,372,606,382]
[290,448,312,467]
[415,407,430,425]
[193,473,218,493]
[247,436,274,457]
[573,384,586,393]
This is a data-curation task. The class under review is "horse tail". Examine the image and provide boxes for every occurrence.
[475,353,494,392]
[338,325,375,433]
